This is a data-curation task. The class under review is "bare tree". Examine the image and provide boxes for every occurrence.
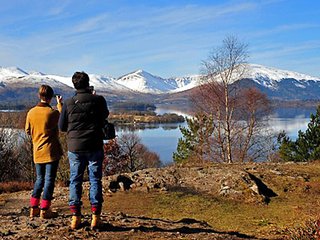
[104,132,161,175]
[0,127,14,181]
[193,36,271,163]
[0,111,34,182]
[119,133,142,172]
[233,88,272,162]
[103,139,128,175]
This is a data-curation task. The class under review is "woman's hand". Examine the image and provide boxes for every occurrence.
[56,95,63,104]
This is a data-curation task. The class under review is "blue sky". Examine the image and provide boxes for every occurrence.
[0,0,319,78]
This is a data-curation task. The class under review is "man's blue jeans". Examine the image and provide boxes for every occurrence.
[68,150,104,207]
[32,161,59,200]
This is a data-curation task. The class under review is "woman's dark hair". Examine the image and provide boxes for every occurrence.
[38,85,54,101]
[72,71,90,90]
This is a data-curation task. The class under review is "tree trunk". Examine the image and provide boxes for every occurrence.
[225,86,232,163]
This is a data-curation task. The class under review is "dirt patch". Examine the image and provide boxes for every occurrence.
[0,193,256,240]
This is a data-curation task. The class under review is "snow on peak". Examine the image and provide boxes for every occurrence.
[169,75,201,92]
[244,64,320,90]
[88,74,131,91]
[116,69,178,93]
[134,69,145,75]
[0,66,28,78]
[247,64,319,81]
[29,71,45,76]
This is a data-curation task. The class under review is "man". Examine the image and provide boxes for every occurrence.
[59,72,109,229]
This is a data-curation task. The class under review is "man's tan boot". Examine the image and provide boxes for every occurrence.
[29,207,40,218]
[71,215,81,230]
[91,214,103,230]
[40,208,58,219]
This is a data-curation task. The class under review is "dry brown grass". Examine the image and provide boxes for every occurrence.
[0,181,33,193]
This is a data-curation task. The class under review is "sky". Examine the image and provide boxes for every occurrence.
[0,0,319,78]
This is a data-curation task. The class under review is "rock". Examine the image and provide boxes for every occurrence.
[101,165,278,204]
[1,229,14,236]
[119,182,125,191]
[270,170,282,175]
[121,218,130,223]
[219,186,231,195]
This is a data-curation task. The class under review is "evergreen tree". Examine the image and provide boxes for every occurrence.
[278,105,320,162]
[173,114,214,163]
[277,131,297,161]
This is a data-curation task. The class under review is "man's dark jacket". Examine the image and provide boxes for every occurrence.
[59,89,109,152]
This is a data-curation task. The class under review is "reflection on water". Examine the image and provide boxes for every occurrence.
[269,107,316,139]
[272,107,314,119]
[268,116,309,139]
[119,107,317,164]
[117,123,184,165]
[155,106,191,118]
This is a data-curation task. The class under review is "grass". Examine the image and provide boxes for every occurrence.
[102,189,317,239]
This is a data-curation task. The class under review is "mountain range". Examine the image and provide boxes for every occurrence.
[0,64,319,107]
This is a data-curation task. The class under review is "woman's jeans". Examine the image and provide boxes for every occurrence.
[32,161,59,200]
[68,150,104,208]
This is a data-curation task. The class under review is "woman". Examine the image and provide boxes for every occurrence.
[25,85,63,219]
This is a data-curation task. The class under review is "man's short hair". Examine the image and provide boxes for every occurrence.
[38,85,54,101]
[72,72,90,90]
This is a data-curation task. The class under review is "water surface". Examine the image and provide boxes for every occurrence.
[119,107,317,164]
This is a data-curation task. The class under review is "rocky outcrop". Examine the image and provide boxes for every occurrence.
[104,164,280,204]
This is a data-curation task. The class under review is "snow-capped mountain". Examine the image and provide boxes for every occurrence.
[117,70,177,93]
[0,67,132,92]
[43,73,131,92]
[236,64,320,100]
[0,70,70,90]
[116,69,201,93]
[0,64,320,105]
[246,64,320,90]
[0,67,135,104]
